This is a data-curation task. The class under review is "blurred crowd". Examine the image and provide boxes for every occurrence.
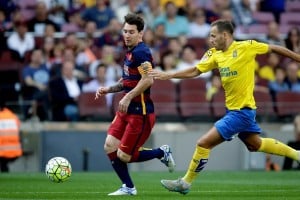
[0,0,300,122]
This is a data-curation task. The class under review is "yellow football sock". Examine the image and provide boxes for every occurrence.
[183,146,210,184]
[258,138,299,161]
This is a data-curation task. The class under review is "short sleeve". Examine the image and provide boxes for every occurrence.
[196,49,217,73]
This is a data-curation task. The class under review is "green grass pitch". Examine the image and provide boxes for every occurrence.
[0,171,299,200]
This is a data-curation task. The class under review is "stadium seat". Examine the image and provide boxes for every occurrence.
[275,91,300,117]
[178,78,207,92]
[151,79,179,119]
[254,91,275,118]
[178,90,211,119]
[78,92,112,120]
[252,12,275,24]
[280,12,300,26]
[186,37,208,49]
[211,90,226,118]
[256,54,269,66]
[186,38,208,59]
[285,1,300,12]
[151,79,177,94]
[152,91,179,118]
[248,24,268,34]
[61,23,81,33]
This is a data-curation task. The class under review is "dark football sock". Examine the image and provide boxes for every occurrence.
[135,148,164,162]
[111,157,134,188]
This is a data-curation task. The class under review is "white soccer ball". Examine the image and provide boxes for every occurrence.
[45,157,72,183]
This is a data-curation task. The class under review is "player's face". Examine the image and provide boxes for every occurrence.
[209,26,226,51]
[122,23,142,48]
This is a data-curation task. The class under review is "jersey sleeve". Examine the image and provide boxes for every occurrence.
[246,40,269,55]
[134,48,153,75]
[196,49,217,73]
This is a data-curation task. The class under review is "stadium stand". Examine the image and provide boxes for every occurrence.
[78,92,112,121]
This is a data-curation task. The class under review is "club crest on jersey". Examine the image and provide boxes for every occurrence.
[126,52,132,61]
[232,50,237,58]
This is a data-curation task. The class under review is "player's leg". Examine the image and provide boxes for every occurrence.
[239,133,299,161]
[160,109,250,194]
[126,114,175,172]
[104,112,136,196]
[161,126,224,194]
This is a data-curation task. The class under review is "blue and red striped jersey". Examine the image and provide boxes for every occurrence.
[122,42,154,115]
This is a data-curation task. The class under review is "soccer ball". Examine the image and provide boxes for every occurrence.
[45,157,72,183]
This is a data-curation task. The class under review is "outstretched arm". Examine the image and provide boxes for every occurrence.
[150,66,201,80]
[269,44,300,62]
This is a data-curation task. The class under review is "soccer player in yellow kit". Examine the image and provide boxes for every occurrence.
[150,19,300,194]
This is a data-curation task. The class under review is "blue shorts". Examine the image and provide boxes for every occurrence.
[215,108,261,141]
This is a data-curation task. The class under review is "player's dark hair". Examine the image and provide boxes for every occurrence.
[124,13,144,32]
[211,19,234,35]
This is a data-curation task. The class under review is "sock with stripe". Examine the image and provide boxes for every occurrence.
[183,146,210,184]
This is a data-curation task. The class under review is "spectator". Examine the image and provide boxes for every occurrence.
[259,0,285,23]
[84,21,99,38]
[47,0,68,27]
[152,23,169,52]
[187,8,211,39]
[75,38,97,68]
[143,0,162,29]
[165,37,183,64]
[206,74,222,101]
[284,61,300,92]
[143,28,161,65]
[21,49,50,121]
[176,44,212,81]
[42,37,55,69]
[81,0,115,31]
[284,26,300,54]
[205,0,232,24]
[232,0,256,26]
[153,1,189,37]
[157,50,178,83]
[0,96,22,172]
[7,20,35,62]
[27,1,60,35]
[283,114,300,170]
[268,67,289,97]
[66,9,85,32]
[50,48,87,81]
[49,61,83,121]
[115,0,144,24]
[258,52,281,81]
[82,63,115,107]
[263,21,284,46]
[0,9,13,54]
[95,18,123,49]
[89,45,122,82]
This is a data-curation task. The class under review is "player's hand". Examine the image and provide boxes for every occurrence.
[118,96,130,113]
[95,87,109,100]
[149,69,172,80]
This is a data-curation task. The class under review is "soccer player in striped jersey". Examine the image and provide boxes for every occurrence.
[150,19,300,195]
[95,13,175,196]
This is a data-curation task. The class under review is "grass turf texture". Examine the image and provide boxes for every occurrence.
[0,171,299,200]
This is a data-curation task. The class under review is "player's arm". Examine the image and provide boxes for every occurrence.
[124,61,153,101]
[118,61,153,113]
[95,78,123,99]
[269,44,300,62]
[150,66,201,80]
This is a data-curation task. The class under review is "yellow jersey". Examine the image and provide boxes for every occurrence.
[196,40,269,110]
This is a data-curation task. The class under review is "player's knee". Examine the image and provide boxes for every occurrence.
[117,150,131,163]
[245,143,260,152]
[104,142,117,154]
